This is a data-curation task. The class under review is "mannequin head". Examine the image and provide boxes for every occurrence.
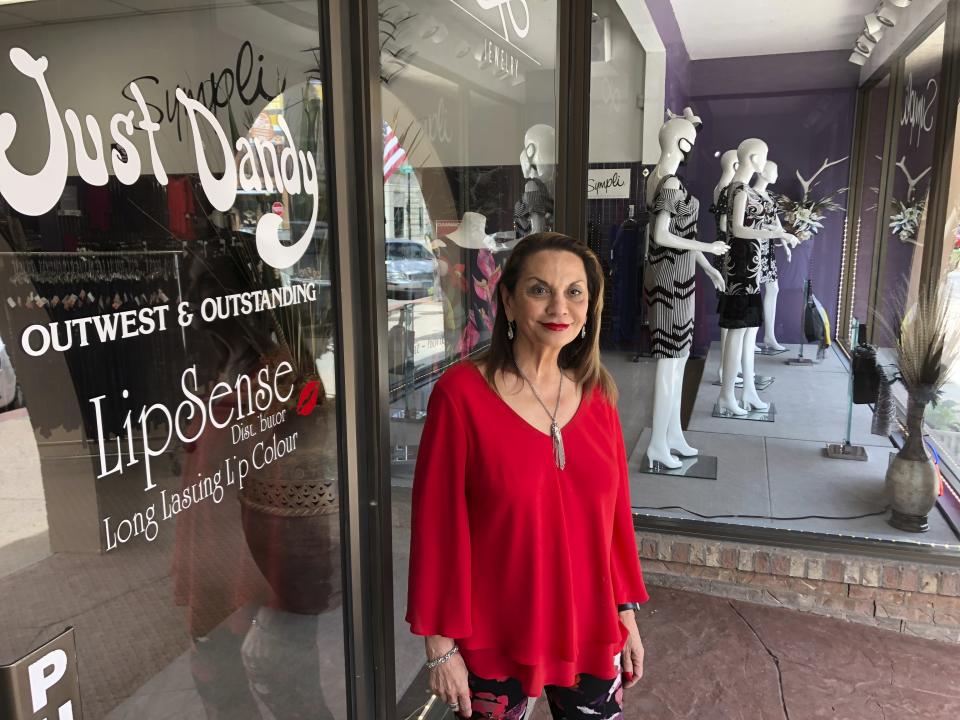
[720,149,739,177]
[716,149,738,186]
[759,160,779,185]
[521,124,556,181]
[735,138,769,180]
[657,117,698,169]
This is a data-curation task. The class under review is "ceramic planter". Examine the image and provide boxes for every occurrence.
[885,395,938,532]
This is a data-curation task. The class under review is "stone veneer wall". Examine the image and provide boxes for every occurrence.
[636,531,960,644]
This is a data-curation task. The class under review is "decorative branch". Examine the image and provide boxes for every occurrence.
[795,156,849,202]
[895,156,933,203]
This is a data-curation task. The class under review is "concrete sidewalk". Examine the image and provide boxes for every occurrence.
[529,586,960,719]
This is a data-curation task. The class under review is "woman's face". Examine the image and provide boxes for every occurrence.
[503,249,590,350]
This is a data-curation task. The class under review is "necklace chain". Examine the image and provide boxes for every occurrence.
[515,365,566,470]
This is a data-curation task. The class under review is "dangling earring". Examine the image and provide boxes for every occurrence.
[507,321,515,340]
[581,324,587,340]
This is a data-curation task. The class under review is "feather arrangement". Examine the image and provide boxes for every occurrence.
[891,275,960,459]
[896,277,960,406]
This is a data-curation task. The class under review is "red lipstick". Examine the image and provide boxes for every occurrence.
[541,323,570,332]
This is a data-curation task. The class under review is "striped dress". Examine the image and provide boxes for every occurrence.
[643,174,699,359]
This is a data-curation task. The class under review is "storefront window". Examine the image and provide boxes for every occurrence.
[586,0,647,352]
[850,75,892,340]
[0,2,347,717]
[378,0,560,713]
[591,1,960,548]
[874,22,945,350]
[922,29,960,476]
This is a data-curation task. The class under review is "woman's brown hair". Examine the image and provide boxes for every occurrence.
[473,231,618,404]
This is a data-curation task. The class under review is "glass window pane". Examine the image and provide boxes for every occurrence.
[378,0,560,712]
[0,3,347,717]
[874,23,945,350]
[850,75,891,339]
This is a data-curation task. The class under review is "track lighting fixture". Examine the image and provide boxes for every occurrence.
[849,51,869,66]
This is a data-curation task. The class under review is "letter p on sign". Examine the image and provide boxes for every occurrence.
[0,629,82,719]
[28,650,67,713]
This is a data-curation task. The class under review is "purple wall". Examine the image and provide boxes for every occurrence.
[619,2,860,355]
[680,52,859,353]
[645,0,690,113]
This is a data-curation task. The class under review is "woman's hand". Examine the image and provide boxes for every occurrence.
[426,637,471,717]
[619,611,645,689]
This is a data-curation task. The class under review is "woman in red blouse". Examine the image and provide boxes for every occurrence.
[406,232,649,718]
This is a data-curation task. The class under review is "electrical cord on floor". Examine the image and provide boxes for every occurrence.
[632,505,891,521]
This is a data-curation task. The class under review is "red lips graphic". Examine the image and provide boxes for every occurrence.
[297,380,322,416]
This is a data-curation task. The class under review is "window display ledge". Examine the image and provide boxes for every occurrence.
[636,530,960,645]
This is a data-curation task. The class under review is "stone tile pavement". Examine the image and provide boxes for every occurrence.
[526,586,960,720]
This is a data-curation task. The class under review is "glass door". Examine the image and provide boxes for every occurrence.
[0,2,348,718]
[373,0,562,715]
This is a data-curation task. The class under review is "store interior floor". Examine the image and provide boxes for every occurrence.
[605,344,960,549]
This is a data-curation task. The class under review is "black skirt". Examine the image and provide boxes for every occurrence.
[718,293,763,328]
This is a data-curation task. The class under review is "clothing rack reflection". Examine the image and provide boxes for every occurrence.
[0,250,186,350]
[0,248,189,440]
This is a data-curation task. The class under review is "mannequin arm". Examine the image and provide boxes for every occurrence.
[730,190,781,240]
[768,214,798,260]
[777,220,800,249]
[695,251,725,291]
[652,211,729,255]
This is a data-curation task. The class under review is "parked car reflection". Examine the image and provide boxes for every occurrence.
[386,239,438,299]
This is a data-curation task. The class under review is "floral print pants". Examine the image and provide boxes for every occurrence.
[466,655,624,719]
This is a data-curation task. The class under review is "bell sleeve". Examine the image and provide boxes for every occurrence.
[405,382,473,638]
[609,404,650,605]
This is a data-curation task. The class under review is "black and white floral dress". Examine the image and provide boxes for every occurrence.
[757,190,780,285]
[718,181,773,329]
[644,174,698,358]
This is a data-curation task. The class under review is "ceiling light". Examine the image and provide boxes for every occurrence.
[858,32,878,51]
[864,13,886,40]
[875,2,900,27]
[887,0,913,7]
[0,0,41,5]
[855,36,875,56]
[849,51,869,66]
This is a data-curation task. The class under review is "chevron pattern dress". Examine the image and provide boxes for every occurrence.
[643,174,698,358]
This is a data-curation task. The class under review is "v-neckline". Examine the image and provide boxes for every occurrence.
[468,362,588,439]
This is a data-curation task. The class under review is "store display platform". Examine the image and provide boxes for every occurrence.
[711,375,775,390]
[605,346,960,549]
[643,454,718,480]
[711,402,776,422]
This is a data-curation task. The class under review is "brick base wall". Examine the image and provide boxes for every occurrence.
[636,532,960,643]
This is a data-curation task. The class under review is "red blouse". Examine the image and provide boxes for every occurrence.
[405,361,649,697]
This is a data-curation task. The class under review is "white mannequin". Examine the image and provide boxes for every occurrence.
[752,161,799,351]
[645,114,729,469]
[716,139,781,415]
[714,149,738,384]
[520,124,556,234]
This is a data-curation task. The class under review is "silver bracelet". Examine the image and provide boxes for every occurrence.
[425,644,459,669]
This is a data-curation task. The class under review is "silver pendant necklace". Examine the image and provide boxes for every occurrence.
[516,365,565,470]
